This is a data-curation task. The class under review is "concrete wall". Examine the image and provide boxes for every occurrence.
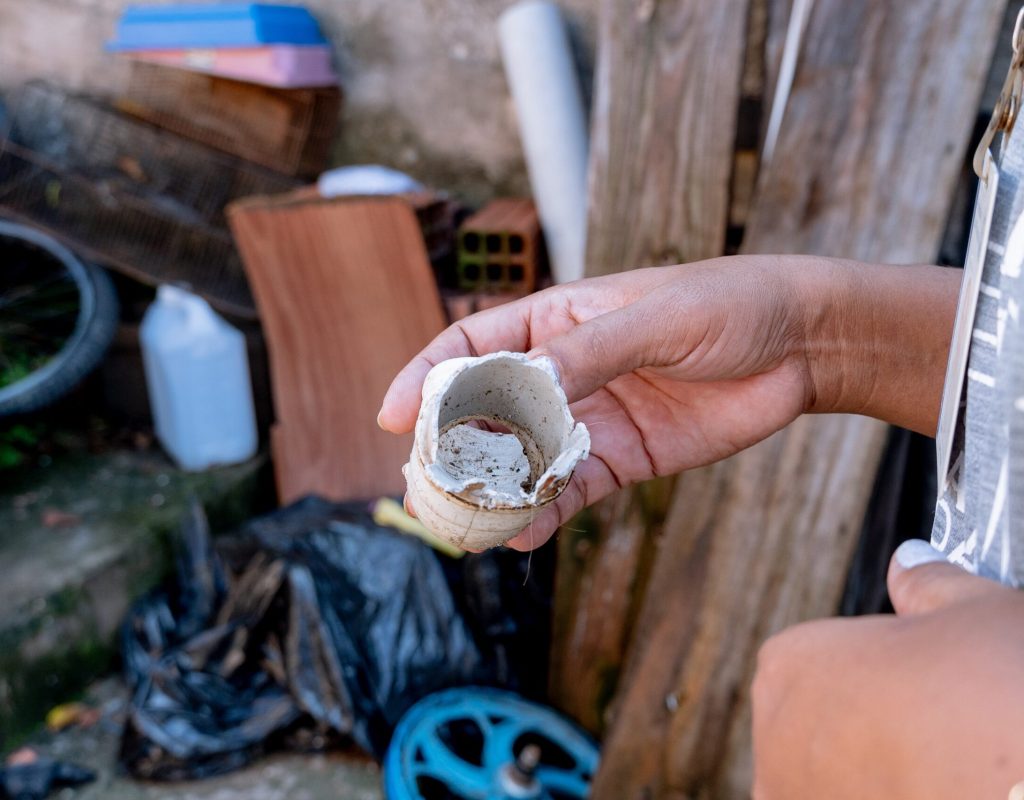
[0,0,596,204]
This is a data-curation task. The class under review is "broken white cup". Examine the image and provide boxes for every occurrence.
[403,352,590,550]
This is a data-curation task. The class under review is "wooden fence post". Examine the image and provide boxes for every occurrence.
[587,1,1006,796]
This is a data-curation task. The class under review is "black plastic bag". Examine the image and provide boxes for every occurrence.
[0,759,94,800]
[445,543,554,700]
[120,497,485,779]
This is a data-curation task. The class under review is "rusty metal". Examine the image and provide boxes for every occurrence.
[975,7,1024,180]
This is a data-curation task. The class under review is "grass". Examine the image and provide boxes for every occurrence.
[0,346,51,390]
[0,424,41,469]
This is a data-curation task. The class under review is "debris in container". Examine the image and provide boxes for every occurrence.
[405,352,590,550]
[119,498,486,779]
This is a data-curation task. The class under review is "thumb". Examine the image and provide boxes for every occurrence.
[887,539,1008,616]
[529,301,662,403]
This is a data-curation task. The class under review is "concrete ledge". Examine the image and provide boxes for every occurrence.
[34,678,383,800]
[0,450,267,746]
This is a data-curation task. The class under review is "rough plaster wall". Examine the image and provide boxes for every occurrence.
[0,0,596,204]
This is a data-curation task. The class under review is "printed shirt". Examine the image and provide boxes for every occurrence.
[932,127,1024,586]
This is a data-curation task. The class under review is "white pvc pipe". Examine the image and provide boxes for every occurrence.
[499,1,589,284]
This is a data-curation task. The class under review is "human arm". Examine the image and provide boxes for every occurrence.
[799,258,960,436]
[751,541,1024,799]
[379,256,960,549]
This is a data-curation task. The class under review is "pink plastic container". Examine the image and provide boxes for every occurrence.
[123,45,337,88]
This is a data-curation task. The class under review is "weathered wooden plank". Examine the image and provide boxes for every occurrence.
[120,62,341,178]
[549,0,749,731]
[593,1,1006,797]
[748,1,1003,261]
[762,0,795,135]
[550,478,675,732]
[585,0,751,274]
[729,0,769,235]
[228,192,447,503]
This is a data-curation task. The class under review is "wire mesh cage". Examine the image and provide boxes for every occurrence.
[0,82,299,317]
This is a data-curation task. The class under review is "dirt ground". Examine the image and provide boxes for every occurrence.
[25,679,383,800]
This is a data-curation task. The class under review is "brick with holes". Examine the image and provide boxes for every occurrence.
[456,198,543,293]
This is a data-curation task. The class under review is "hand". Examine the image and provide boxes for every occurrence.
[752,540,1024,799]
[381,257,823,549]
[380,257,957,551]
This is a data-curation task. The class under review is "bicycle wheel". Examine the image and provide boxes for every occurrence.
[384,687,599,800]
[0,219,118,416]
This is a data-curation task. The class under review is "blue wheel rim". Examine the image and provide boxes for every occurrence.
[384,688,599,800]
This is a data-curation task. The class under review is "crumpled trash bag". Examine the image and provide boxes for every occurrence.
[120,497,490,780]
[0,759,94,800]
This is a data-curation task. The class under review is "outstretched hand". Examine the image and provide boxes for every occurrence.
[380,258,819,550]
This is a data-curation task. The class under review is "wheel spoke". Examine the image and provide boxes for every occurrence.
[481,719,524,770]
[535,766,592,798]
[0,256,80,390]
[0,275,76,307]
[411,731,492,797]
[388,689,600,800]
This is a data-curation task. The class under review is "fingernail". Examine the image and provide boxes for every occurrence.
[376,409,385,429]
[894,539,947,570]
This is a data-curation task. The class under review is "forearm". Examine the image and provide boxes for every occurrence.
[794,258,960,436]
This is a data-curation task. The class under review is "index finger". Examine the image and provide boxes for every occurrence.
[378,297,533,433]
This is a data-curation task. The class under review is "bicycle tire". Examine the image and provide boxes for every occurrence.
[0,220,119,416]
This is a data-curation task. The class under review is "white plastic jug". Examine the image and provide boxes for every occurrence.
[140,285,258,471]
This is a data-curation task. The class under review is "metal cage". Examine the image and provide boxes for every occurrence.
[0,83,299,317]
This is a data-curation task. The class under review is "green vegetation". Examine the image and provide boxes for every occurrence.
[0,423,42,469]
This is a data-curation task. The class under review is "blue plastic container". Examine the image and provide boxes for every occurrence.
[108,4,327,51]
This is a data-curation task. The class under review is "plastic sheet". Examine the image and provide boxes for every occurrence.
[119,496,550,780]
[0,758,94,800]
